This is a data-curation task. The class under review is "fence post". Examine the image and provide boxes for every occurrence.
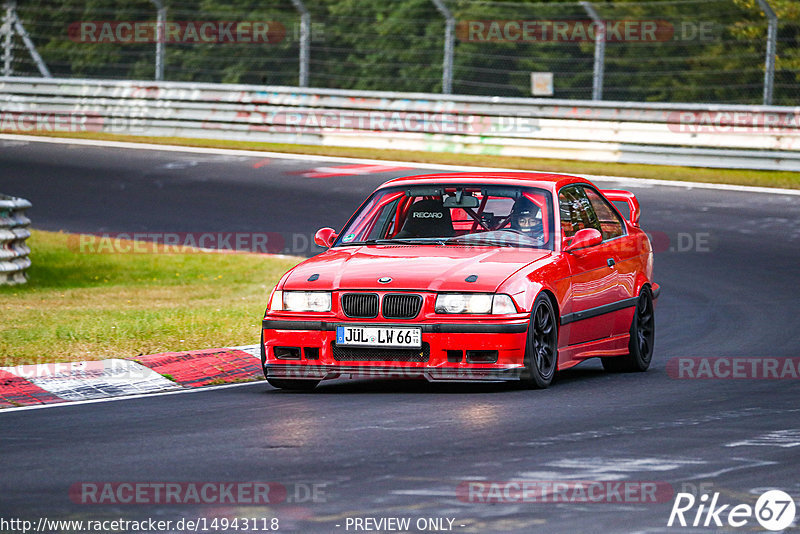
[290,0,310,87]
[580,1,604,101]
[4,0,50,77]
[755,0,777,105]
[2,1,12,76]
[431,0,454,94]
[150,0,165,81]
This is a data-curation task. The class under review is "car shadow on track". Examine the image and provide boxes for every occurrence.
[262,362,613,394]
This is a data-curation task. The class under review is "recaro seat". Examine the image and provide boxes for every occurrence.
[394,198,455,239]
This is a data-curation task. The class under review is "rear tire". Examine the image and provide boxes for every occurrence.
[602,287,655,372]
[520,294,558,389]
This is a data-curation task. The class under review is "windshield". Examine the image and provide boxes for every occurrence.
[334,184,555,250]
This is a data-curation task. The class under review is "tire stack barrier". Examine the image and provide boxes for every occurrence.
[0,194,32,285]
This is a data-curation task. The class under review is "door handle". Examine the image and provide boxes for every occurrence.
[607,258,615,267]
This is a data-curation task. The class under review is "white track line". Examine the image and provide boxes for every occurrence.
[2,134,799,196]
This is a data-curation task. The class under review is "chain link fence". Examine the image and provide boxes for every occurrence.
[1,0,798,104]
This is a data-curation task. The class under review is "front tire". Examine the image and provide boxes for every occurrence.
[602,287,655,372]
[520,294,558,389]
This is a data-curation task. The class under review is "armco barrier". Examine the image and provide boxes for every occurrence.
[0,194,32,285]
[1,77,799,171]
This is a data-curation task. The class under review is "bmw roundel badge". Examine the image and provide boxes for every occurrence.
[378,277,392,284]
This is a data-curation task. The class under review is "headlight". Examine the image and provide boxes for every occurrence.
[267,289,283,311]
[435,293,518,315]
[273,291,332,312]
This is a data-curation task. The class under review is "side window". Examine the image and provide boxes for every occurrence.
[558,187,600,238]
[584,188,625,240]
[558,188,578,238]
[366,197,400,240]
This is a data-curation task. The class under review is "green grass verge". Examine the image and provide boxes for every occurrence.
[0,230,301,366]
[7,130,800,190]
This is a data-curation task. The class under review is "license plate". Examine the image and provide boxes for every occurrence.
[336,325,422,348]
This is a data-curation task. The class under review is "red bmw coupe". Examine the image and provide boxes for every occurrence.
[261,172,659,390]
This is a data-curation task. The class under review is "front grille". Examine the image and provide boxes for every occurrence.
[382,294,423,319]
[341,293,379,318]
[331,342,430,362]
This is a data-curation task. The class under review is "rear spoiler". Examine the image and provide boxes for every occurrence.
[601,190,640,227]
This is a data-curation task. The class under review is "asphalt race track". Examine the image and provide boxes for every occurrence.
[1,138,799,533]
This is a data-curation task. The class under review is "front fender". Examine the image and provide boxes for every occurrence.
[497,256,570,316]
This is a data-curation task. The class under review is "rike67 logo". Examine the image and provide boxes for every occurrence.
[668,490,796,531]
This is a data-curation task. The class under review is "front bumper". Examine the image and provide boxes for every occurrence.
[262,318,529,382]
[264,364,524,382]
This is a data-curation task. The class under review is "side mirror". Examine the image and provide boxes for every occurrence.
[314,227,337,248]
[564,228,602,253]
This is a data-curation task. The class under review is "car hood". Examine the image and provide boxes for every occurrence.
[282,245,553,293]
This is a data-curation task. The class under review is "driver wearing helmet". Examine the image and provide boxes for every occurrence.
[511,198,543,238]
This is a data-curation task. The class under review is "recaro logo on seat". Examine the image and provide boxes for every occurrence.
[412,212,444,219]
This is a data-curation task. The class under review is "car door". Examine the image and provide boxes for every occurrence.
[559,185,621,345]
[582,186,640,336]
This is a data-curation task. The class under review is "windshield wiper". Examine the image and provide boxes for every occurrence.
[445,234,541,248]
[377,238,448,245]
[338,238,447,246]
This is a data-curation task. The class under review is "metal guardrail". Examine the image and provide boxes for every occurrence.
[1,77,799,171]
[0,193,31,285]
